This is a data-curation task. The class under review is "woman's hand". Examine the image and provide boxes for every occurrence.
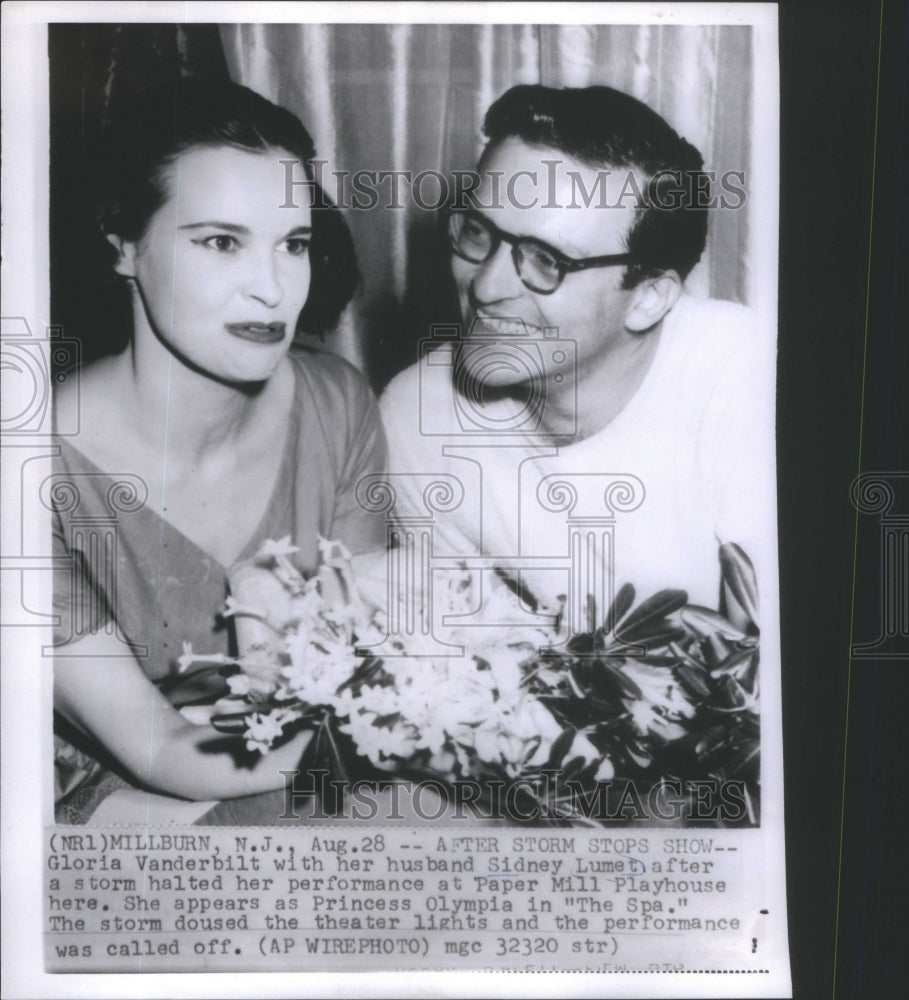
[55,629,310,802]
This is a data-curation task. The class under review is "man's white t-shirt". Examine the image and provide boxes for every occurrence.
[379,294,775,614]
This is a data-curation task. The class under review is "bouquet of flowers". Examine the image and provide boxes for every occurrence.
[181,538,760,826]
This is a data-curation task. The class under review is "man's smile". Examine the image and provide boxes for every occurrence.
[466,315,548,338]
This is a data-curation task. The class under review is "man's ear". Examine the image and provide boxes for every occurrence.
[105,234,137,278]
[624,271,682,333]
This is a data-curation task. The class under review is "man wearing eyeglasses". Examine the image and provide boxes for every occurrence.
[378,84,773,616]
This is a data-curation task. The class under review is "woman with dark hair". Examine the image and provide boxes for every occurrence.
[52,80,386,824]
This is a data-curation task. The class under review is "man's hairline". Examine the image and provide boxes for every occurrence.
[477,134,644,183]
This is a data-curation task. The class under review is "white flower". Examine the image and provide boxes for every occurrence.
[257,536,299,559]
[432,566,477,618]
[301,588,327,618]
[476,646,525,697]
[237,644,283,687]
[281,630,360,707]
[471,695,562,776]
[177,641,196,673]
[176,641,238,673]
[621,662,695,740]
[227,673,253,696]
[627,700,690,741]
[244,710,291,753]
[318,535,353,568]
[194,562,569,776]
[619,660,697,740]
[621,660,697,739]
[337,695,419,766]
[253,537,305,593]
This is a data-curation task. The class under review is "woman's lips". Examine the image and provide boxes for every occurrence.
[225,322,286,344]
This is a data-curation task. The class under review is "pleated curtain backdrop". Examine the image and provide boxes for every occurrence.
[220,24,752,385]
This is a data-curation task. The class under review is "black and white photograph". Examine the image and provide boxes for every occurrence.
[8,0,904,996]
[7,2,789,992]
[42,14,777,838]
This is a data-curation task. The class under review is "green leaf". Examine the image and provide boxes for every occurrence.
[625,744,652,768]
[210,711,251,734]
[593,659,643,700]
[738,648,760,693]
[520,735,544,765]
[608,624,687,653]
[547,728,576,768]
[719,543,759,631]
[721,742,760,779]
[560,756,587,781]
[703,633,735,670]
[711,646,756,678]
[615,589,688,643]
[675,663,712,700]
[306,712,350,788]
[695,726,729,757]
[714,676,748,709]
[568,632,596,654]
[640,654,682,667]
[681,605,746,642]
[599,583,636,637]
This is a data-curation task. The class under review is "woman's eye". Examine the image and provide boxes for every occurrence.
[282,238,311,257]
[197,234,239,253]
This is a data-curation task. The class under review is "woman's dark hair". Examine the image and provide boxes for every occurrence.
[95,78,358,338]
[482,85,709,288]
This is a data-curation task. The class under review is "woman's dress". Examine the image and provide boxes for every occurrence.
[52,348,387,823]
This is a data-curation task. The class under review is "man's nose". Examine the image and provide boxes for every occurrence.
[244,250,283,307]
[468,242,524,306]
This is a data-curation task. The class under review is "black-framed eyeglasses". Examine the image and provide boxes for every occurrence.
[448,208,636,295]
